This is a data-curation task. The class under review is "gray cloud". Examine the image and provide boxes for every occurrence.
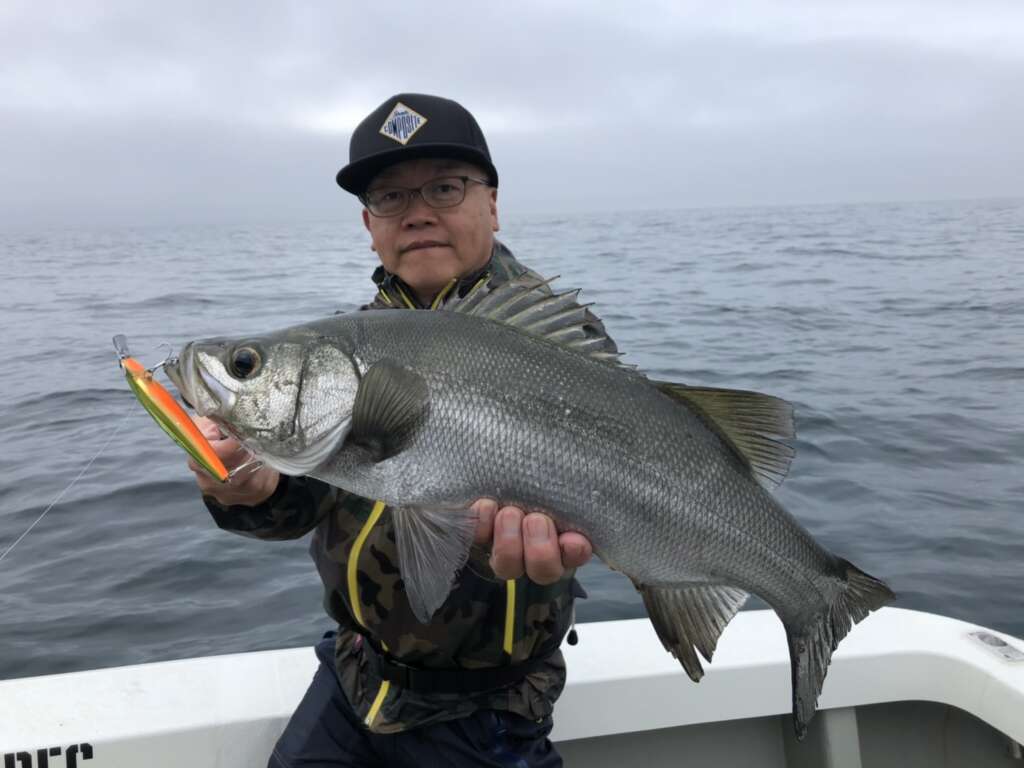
[2,0,1022,226]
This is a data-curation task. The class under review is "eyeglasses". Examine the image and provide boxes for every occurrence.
[360,176,490,217]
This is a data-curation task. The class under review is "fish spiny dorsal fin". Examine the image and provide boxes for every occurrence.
[655,383,796,490]
[446,274,629,368]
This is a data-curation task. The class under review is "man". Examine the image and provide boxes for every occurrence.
[188,93,614,767]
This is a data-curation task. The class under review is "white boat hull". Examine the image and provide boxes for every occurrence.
[2,608,1022,767]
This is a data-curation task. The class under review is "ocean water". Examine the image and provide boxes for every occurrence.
[1,198,1021,681]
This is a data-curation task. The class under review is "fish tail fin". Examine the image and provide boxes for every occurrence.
[784,559,895,739]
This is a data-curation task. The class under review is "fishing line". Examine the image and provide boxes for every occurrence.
[0,408,134,564]
[227,450,264,481]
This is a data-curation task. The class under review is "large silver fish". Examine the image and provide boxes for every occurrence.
[166,278,893,736]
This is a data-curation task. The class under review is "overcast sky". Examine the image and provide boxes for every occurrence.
[2,0,1023,226]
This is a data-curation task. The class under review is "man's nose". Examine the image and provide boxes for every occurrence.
[401,190,438,226]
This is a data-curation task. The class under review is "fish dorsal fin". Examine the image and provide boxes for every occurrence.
[446,275,626,367]
[393,505,477,623]
[638,583,749,681]
[350,360,429,461]
[656,383,796,490]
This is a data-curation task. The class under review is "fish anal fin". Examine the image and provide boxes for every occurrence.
[393,505,477,624]
[639,583,748,682]
[656,383,796,490]
[351,360,429,461]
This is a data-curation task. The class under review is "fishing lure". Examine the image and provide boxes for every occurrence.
[113,335,229,482]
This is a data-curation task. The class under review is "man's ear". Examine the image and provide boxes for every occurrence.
[362,208,377,251]
[490,188,499,233]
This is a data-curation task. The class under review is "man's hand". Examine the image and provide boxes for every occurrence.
[472,499,592,585]
[188,416,280,507]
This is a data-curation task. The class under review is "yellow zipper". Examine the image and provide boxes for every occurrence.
[347,500,387,630]
[429,278,458,309]
[364,679,391,728]
[503,579,516,656]
[396,285,417,309]
[347,500,391,727]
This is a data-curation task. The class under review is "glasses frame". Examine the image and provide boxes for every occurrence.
[360,175,491,218]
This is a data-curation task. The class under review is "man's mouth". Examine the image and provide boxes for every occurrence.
[400,240,450,254]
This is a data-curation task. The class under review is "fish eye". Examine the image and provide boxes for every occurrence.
[229,346,262,379]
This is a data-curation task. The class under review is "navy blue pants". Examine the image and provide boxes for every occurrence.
[268,636,563,768]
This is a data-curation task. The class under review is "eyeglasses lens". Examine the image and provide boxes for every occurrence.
[365,177,468,217]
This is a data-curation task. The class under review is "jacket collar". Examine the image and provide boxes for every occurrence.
[371,240,516,309]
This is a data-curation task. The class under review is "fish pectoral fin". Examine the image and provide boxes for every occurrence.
[654,383,796,490]
[393,505,477,624]
[638,583,749,681]
[350,359,429,461]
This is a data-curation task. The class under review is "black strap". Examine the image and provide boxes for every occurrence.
[363,641,549,695]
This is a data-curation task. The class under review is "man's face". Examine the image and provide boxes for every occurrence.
[361,158,499,303]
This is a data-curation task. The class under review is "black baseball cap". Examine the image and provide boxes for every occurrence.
[336,93,498,195]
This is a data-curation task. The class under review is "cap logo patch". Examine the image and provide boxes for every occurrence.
[379,102,428,145]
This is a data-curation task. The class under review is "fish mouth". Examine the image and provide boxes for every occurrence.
[165,344,236,417]
[163,348,192,405]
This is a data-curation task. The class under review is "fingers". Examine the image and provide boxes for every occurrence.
[193,416,222,441]
[193,459,280,506]
[185,415,279,505]
[487,507,588,585]
[558,532,593,570]
[471,498,498,546]
[489,506,524,579]
[522,514,564,585]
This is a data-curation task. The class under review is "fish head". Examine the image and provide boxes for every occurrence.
[165,330,360,475]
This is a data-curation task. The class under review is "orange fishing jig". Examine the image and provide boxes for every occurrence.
[114,335,229,482]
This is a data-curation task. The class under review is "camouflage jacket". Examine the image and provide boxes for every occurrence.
[204,240,616,733]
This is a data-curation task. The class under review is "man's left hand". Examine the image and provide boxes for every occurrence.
[472,500,593,585]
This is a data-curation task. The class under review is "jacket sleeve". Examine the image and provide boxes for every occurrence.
[203,475,338,541]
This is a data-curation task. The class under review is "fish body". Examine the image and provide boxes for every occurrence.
[166,280,892,736]
[309,310,818,593]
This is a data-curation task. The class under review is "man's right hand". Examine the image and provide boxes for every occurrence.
[188,416,280,507]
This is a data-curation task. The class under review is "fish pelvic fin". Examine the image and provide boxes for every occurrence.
[638,583,749,681]
[784,559,895,739]
[654,383,796,490]
[393,505,477,624]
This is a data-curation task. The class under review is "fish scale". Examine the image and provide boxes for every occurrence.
[166,276,893,738]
